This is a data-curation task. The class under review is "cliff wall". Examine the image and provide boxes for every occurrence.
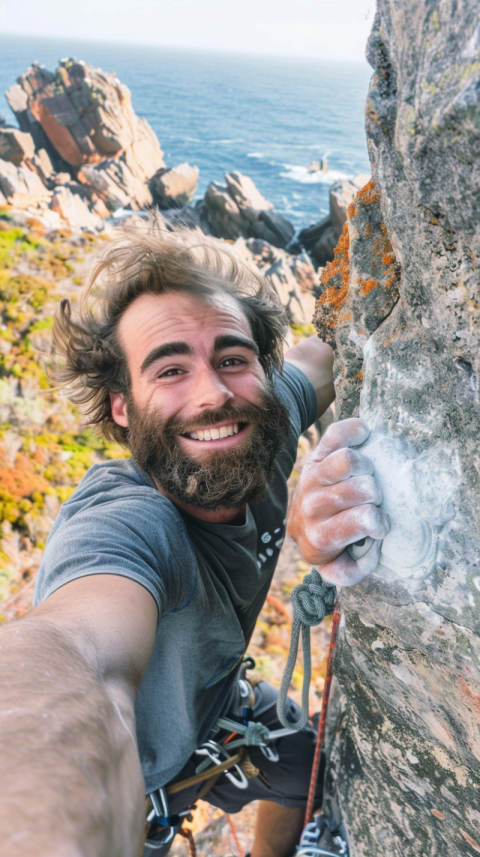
[314,2,480,854]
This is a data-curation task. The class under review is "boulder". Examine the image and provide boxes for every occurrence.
[150,163,199,209]
[315,3,480,855]
[0,128,35,165]
[0,159,50,208]
[49,186,102,230]
[225,171,273,212]
[329,173,370,239]
[203,171,295,249]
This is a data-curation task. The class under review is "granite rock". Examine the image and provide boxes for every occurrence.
[150,163,199,209]
[49,186,103,231]
[314,3,480,855]
[203,171,295,248]
[0,159,50,208]
[0,128,35,165]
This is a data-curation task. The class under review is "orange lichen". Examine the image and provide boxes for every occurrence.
[356,372,363,380]
[380,221,388,236]
[355,179,380,206]
[318,223,350,322]
[382,253,396,266]
[358,277,379,296]
[338,313,352,323]
[365,224,372,238]
[347,201,358,218]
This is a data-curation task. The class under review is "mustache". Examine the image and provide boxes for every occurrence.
[160,401,272,438]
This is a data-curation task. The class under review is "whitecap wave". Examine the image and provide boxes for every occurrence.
[279,165,350,185]
[247,152,265,158]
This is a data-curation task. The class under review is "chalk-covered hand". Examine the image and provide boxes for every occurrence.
[287,418,390,586]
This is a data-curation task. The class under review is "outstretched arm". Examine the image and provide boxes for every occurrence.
[284,335,335,420]
[0,574,157,857]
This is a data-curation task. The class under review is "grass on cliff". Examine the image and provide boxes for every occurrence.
[0,221,125,616]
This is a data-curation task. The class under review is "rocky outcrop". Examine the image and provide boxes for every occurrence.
[6,59,164,172]
[315,3,480,856]
[150,163,199,209]
[0,57,176,228]
[202,171,295,248]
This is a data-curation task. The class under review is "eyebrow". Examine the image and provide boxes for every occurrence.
[213,334,259,356]
[140,342,193,374]
[140,334,259,375]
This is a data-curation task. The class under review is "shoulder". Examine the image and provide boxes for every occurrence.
[35,459,197,614]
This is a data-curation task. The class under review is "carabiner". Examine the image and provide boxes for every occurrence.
[195,740,249,789]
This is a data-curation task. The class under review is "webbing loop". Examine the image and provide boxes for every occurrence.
[276,568,336,731]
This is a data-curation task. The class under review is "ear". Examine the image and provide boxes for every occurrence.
[110,392,129,428]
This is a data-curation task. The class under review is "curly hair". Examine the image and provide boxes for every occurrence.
[51,215,287,444]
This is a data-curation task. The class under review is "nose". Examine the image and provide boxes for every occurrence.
[192,363,234,411]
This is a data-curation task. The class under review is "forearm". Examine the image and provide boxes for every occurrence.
[0,617,145,857]
[284,336,335,419]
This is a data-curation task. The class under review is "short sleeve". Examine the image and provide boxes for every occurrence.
[34,476,197,617]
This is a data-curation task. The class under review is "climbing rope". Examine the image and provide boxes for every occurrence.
[304,598,341,826]
[277,568,337,731]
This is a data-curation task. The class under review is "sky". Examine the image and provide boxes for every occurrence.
[0,0,375,63]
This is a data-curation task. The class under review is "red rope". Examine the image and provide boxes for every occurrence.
[226,813,245,857]
[304,598,342,827]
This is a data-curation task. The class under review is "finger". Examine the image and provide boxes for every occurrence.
[303,504,390,564]
[310,448,375,487]
[317,549,374,587]
[306,418,370,466]
[302,475,382,521]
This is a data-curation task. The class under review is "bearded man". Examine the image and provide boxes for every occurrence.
[0,220,388,857]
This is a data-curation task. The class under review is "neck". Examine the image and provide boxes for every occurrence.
[153,480,246,525]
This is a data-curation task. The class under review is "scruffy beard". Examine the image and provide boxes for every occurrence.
[126,382,291,510]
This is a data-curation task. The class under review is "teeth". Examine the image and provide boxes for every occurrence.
[186,423,242,441]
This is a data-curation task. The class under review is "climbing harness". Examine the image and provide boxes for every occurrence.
[277,568,337,731]
[143,568,343,856]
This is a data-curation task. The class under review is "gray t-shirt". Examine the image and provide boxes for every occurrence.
[34,363,317,792]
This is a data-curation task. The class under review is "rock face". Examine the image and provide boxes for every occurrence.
[202,171,295,248]
[314,3,480,856]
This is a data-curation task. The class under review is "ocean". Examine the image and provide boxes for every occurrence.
[0,35,372,231]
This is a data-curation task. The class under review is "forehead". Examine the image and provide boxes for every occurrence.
[117,290,253,368]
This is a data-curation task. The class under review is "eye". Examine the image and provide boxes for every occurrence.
[157,367,185,378]
[219,357,245,369]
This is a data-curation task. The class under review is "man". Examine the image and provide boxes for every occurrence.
[0,220,388,857]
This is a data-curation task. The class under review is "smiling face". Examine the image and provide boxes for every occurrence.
[111,290,290,515]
